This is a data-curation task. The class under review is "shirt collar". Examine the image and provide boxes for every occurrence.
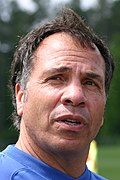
[4,145,91,180]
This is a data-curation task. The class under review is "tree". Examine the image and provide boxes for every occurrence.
[0,0,120,149]
[0,0,50,149]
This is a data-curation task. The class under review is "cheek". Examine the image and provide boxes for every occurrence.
[37,86,62,112]
[94,96,105,112]
[88,91,106,118]
[89,97,106,137]
[23,88,60,126]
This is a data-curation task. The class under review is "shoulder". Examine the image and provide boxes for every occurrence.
[0,146,25,179]
[91,171,108,180]
[0,145,47,180]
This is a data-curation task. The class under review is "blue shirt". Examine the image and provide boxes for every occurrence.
[0,145,107,180]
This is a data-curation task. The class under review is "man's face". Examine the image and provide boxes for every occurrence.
[16,33,106,155]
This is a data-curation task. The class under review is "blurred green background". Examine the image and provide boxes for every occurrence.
[98,145,120,179]
[0,0,120,179]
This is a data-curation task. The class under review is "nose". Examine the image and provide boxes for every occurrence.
[61,83,87,107]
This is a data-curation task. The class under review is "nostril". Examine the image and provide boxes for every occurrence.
[79,102,85,107]
[65,100,72,103]
[64,99,72,105]
[64,99,85,107]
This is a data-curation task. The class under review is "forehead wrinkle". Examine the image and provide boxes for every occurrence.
[35,50,96,65]
[46,48,94,58]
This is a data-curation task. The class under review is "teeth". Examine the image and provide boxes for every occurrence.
[62,119,80,125]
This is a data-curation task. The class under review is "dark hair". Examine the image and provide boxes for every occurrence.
[10,8,114,129]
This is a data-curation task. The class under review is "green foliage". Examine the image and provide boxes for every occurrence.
[0,0,50,148]
[105,33,120,135]
[0,0,120,148]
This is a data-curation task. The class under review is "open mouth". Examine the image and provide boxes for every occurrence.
[60,119,81,126]
[54,115,86,132]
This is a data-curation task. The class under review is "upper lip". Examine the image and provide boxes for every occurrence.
[55,114,87,125]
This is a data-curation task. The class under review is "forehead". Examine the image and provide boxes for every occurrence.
[34,32,105,72]
[36,32,101,53]
[36,32,91,54]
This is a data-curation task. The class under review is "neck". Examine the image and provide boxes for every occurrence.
[16,121,89,178]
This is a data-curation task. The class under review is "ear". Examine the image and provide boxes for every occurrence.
[15,83,24,117]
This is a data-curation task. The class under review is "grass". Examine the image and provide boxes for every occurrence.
[98,145,120,180]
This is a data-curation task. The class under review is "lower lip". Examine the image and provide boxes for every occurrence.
[56,121,85,132]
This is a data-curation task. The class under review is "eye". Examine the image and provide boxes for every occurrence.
[49,75,63,81]
[86,80,96,86]
[46,74,65,84]
[83,80,96,86]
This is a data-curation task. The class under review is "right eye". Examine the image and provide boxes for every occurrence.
[46,74,66,85]
[49,75,63,81]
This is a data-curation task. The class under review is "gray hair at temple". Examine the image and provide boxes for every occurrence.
[10,8,114,129]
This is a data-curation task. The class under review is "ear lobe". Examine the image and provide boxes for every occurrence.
[15,83,24,117]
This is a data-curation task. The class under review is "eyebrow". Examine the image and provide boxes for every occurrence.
[41,67,104,83]
[41,66,71,77]
[86,72,104,83]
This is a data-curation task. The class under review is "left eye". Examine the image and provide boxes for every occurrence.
[84,80,96,86]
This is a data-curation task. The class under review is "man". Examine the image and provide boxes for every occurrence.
[0,8,114,179]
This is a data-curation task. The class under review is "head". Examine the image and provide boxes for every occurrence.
[10,9,114,142]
